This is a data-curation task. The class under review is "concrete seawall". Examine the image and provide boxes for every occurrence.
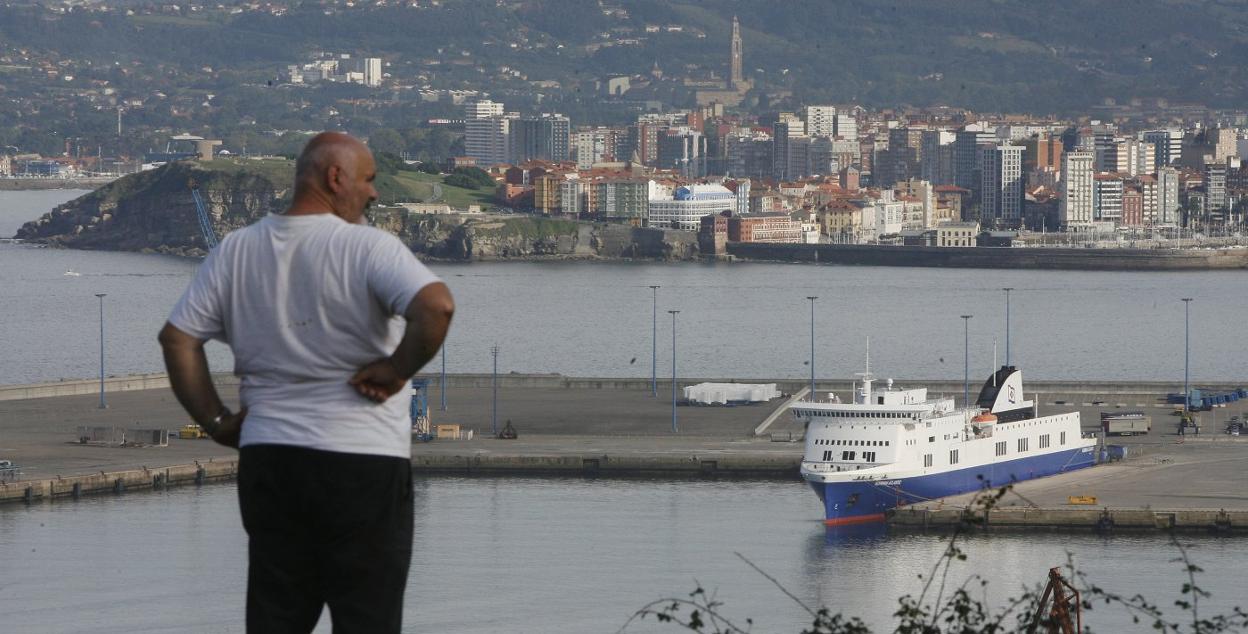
[410,452,799,478]
[888,507,1248,533]
[727,242,1248,271]
[0,177,115,191]
[0,373,237,401]
[0,458,237,505]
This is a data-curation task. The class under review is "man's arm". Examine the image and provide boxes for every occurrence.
[158,323,245,447]
[350,281,455,403]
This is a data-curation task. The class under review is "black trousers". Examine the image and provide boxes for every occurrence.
[238,444,414,634]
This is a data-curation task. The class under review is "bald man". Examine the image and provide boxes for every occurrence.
[159,132,454,633]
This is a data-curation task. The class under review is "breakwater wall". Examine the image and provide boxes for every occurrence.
[0,177,115,191]
[727,242,1248,271]
[410,453,799,478]
[0,458,236,505]
[888,506,1248,533]
[0,373,238,401]
[3,372,1238,402]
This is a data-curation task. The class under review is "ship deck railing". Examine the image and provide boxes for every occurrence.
[802,461,885,473]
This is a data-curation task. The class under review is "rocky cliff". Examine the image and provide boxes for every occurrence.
[15,160,289,256]
[15,160,701,261]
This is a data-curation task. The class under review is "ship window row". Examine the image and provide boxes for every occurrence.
[814,439,890,447]
[808,411,911,419]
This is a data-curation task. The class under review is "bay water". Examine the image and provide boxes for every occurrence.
[3,190,1247,633]
[3,191,1247,387]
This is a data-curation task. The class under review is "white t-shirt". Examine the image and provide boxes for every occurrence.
[168,212,440,458]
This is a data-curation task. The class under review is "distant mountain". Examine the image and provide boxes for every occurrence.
[4,0,1248,114]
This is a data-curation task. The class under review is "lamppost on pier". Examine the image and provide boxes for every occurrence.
[95,293,107,409]
[439,344,447,411]
[1182,298,1193,411]
[491,345,499,436]
[961,314,973,408]
[806,296,817,401]
[668,310,680,433]
[649,285,660,398]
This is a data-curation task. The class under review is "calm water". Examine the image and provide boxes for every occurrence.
[2,191,1247,386]
[0,479,1246,633]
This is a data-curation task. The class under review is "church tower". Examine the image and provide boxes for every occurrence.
[730,16,744,90]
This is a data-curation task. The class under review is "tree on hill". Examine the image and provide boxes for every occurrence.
[367,128,406,158]
[444,166,495,190]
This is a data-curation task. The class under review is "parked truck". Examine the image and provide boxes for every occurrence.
[1101,412,1152,436]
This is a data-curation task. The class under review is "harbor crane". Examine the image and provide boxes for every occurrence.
[188,182,218,250]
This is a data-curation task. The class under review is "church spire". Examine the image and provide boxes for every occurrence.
[730,15,744,89]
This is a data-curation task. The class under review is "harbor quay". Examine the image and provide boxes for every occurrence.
[2,372,1248,533]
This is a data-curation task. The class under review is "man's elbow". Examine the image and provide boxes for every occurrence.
[157,323,178,348]
[410,283,455,326]
[158,322,198,350]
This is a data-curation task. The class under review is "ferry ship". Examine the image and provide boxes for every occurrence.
[796,366,1097,525]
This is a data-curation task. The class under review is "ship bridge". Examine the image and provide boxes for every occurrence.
[790,374,958,423]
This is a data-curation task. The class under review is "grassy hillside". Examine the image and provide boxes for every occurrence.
[199,158,496,209]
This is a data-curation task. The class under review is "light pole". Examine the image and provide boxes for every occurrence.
[1182,298,1193,411]
[806,296,817,401]
[491,345,499,436]
[439,344,447,411]
[668,310,680,433]
[961,314,972,408]
[95,293,107,409]
[649,285,660,398]
[1002,287,1013,367]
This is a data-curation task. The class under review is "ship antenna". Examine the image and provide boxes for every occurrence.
[992,338,998,387]
[865,336,870,375]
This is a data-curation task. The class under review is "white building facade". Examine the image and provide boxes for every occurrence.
[1059,151,1095,229]
[648,184,737,231]
[980,144,1024,227]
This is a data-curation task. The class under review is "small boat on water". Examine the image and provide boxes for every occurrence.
[63,270,82,277]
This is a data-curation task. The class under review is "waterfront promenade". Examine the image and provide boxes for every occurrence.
[3,373,1248,532]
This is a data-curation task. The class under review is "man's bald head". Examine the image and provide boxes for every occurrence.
[288,131,378,223]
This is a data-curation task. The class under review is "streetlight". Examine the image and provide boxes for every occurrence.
[439,344,447,411]
[960,314,973,408]
[95,293,107,409]
[649,285,660,398]
[806,296,817,401]
[1002,287,1013,368]
[1182,298,1193,411]
[668,310,680,433]
[491,345,499,436]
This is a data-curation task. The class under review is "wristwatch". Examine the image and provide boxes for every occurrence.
[201,407,231,436]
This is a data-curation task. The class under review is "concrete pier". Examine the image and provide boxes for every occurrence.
[887,439,1248,532]
[2,372,1247,524]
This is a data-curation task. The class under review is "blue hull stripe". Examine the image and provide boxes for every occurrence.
[813,446,1097,522]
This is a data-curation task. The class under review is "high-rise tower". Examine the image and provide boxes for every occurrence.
[730,16,744,90]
